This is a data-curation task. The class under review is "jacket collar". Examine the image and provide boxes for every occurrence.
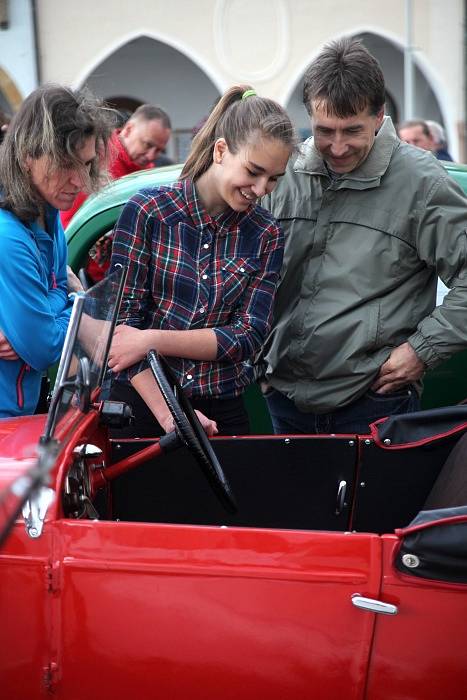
[294,116,399,187]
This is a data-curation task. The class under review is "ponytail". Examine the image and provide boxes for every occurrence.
[181,85,296,180]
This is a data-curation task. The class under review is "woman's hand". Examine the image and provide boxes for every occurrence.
[160,409,218,437]
[108,325,152,372]
[67,266,84,294]
[0,331,19,361]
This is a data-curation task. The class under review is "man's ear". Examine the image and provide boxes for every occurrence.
[213,138,228,164]
[375,106,385,132]
[120,121,132,141]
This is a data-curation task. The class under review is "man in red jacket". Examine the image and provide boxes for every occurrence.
[61,104,172,228]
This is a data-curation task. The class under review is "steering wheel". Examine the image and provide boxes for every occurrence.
[147,350,237,514]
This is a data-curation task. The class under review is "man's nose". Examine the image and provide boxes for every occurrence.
[329,136,348,157]
[146,147,160,162]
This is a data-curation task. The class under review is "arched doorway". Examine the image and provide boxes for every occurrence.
[81,35,221,162]
[285,32,446,143]
[0,66,22,115]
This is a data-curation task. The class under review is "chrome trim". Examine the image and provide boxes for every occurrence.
[351,594,398,615]
[22,486,55,538]
[335,480,347,515]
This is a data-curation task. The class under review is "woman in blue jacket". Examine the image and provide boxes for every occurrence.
[0,85,114,417]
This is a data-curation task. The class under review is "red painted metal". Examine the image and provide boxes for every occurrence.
[1,400,467,699]
[365,536,467,700]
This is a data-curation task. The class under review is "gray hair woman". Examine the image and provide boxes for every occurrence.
[0,84,114,417]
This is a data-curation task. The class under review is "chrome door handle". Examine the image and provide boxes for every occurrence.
[351,594,398,615]
[335,480,347,515]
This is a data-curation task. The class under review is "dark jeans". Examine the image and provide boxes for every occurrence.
[109,381,250,438]
[264,385,420,435]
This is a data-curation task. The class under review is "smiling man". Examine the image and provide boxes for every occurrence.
[111,104,172,176]
[260,37,467,435]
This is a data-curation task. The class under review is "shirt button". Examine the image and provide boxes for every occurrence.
[199,307,205,314]
[203,243,209,249]
[202,274,208,280]
[186,374,193,380]
[240,267,245,273]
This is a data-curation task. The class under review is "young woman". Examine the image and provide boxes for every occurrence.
[108,85,296,436]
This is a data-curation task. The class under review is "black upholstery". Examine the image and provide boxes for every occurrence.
[109,436,357,532]
[424,432,467,510]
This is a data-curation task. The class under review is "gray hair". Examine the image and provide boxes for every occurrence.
[130,104,171,130]
[303,37,386,117]
[0,84,116,222]
[181,85,297,181]
[425,120,446,146]
[397,119,432,139]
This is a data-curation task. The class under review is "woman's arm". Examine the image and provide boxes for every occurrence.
[0,221,72,370]
[130,368,218,436]
[108,325,217,372]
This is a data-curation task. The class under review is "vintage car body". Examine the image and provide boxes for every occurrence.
[1,268,467,700]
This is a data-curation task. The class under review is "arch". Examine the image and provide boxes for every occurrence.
[74,32,225,161]
[73,30,226,96]
[0,66,23,112]
[281,26,457,158]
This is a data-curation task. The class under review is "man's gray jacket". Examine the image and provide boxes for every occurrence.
[261,118,467,413]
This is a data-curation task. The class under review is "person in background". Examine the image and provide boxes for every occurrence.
[0,108,11,144]
[60,104,172,229]
[259,37,467,435]
[0,84,114,417]
[426,120,454,161]
[397,119,436,153]
[107,85,296,437]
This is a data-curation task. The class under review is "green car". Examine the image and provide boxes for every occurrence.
[66,161,467,430]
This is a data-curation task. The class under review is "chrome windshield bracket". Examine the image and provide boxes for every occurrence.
[22,487,55,539]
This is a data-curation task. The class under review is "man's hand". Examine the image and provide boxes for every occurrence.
[0,331,19,361]
[371,342,425,394]
[108,325,152,372]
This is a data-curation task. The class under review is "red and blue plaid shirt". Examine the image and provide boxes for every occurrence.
[111,178,284,398]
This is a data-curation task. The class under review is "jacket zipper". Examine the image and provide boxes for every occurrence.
[16,363,30,409]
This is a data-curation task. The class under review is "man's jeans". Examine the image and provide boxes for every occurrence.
[264,386,420,435]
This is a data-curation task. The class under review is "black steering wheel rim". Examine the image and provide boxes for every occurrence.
[147,350,237,513]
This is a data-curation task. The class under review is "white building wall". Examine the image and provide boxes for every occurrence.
[0,0,37,108]
[35,0,465,158]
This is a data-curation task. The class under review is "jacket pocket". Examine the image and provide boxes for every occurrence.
[16,363,30,410]
[221,258,260,307]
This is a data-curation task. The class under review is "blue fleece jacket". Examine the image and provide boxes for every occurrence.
[0,206,72,417]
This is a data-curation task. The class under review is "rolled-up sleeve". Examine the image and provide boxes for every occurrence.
[213,222,284,362]
[111,192,154,327]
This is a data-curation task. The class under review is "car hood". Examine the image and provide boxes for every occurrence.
[0,415,46,491]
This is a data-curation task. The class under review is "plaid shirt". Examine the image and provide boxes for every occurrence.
[111,178,284,398]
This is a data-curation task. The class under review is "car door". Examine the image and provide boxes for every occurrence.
[365,512,467,700]
[50,519,382,700]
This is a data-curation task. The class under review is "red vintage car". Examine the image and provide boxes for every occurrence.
[1,266,467,700]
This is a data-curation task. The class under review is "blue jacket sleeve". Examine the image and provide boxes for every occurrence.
[47,216,70,317]
[0,218,72,371]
